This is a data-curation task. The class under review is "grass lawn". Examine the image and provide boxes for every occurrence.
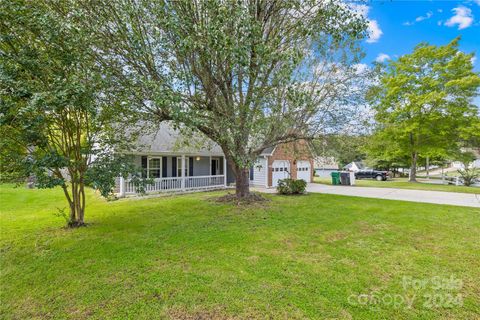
[314,177,480,194]
[1,184,479,319]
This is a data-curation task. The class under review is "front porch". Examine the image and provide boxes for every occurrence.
[118,154,227,196]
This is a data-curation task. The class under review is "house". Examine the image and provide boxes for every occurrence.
[313,156,339,178]
[343,161,365,172]
[249,140,314,188]
[450,148,480,170]
[116,123,314,196]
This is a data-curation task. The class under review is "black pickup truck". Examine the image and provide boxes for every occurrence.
[354,170,389,181]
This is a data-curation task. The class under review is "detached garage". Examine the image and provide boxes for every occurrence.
[296,160,311,182]
[249,140,314,188]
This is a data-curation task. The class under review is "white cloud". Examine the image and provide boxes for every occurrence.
[474,0,480,6]
[445,6,474,30]
[403,11,433,26]
[472,56,477,65]
[437,9,443,13]
[416,11,433,22]
[353,63,369,74]
[349,4,383,43]
[375,53,390,63]
[366,20,383,43]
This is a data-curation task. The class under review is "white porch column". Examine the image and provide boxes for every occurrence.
[265,157,269,187]
[223,156,227,186]
[181,155,186,190]
[119,176,126,198]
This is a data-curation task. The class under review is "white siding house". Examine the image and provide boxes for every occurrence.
[314,156,339,178]
[117,122,227,196]
[250,157,268,187]
[451,148,480,169]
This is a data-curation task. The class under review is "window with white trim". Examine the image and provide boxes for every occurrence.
[177,157,189,177]
[148,158,161,178]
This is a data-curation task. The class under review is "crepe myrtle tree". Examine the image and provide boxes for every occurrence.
[84,0,368,198]
[0,0,142,226]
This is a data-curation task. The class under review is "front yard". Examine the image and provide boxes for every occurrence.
[1,184,479,319]
[314,177,480,194]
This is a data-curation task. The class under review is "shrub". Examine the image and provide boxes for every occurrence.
[457,168,479,186]
[277,178,307,195]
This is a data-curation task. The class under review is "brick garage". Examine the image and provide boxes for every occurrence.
[265,140,314,187]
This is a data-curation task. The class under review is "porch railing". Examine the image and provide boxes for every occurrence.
[122,175,225,195]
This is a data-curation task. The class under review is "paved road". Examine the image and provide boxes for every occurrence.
[255,184,480,208]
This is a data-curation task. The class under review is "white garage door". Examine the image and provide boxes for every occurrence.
[296,160,311,182]
[272,160,290,187]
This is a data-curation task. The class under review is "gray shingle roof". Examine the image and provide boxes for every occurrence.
[126,122,224,156]
[260,146,275,156]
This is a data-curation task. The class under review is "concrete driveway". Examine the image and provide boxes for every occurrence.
[254,184,480,208]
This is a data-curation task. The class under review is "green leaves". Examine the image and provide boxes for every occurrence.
[367,38,480,171]
[0,0,128,222]
[85,154,140,198]
[85,0,367,177]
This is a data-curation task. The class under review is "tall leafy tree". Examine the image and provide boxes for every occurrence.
[82,0,368,199]
[367,38,480,182]
[0,0,131,226]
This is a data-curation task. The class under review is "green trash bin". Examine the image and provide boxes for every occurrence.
[331,171,340,185]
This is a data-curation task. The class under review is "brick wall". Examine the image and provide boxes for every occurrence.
[267,140,314,187]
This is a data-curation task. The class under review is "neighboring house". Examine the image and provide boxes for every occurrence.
[314,156,339,170]
[116,123,314,196]
[313,156,339,178]
[450,148,480,170]
[343,161,365,172]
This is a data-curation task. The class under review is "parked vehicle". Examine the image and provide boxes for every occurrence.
[354,169,389,181]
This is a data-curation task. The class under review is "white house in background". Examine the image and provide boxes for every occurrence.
[116,122,314,196]
[313,156,339,178]
[343,161,365,172]
[314,156,339,170]
[451,148,480,170]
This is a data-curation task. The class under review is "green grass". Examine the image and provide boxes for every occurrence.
[314,177,480,194]
[418,172,461,178]
[1,184,479,319]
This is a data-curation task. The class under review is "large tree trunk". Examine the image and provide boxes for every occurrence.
[234,166,251,199]
[409,152,418,182]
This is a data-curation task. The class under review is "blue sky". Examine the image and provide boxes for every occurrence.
[355,0,480,105]
[358,0,479,65]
